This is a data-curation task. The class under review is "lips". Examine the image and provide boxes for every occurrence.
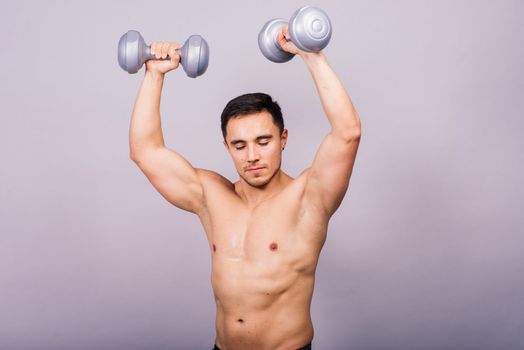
[246,167,264,172]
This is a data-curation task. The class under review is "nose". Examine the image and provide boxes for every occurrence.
[247,144,260,163]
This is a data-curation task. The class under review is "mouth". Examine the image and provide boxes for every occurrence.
[246,167,265,173]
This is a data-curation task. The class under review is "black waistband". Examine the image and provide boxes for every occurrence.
[213,341,312,350]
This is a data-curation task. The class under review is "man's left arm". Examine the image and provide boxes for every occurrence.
[277,26,362,218]
[300,51,362,218]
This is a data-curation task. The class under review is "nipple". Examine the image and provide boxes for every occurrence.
[269,242,278,251]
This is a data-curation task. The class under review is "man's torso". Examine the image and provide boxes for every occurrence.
[196,169,328,349]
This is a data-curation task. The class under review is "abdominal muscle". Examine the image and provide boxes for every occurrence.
[210,237,318,350]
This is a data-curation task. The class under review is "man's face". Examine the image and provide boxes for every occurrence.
[223,110,287,188]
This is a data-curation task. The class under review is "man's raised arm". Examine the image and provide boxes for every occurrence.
[303,51,361,217]
[129,42,204,214]
[279,27,362,218]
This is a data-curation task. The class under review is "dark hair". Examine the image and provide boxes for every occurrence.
[220,92,284,140]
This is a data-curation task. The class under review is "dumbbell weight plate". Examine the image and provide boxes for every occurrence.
[118,30,150,74]
[178,35,210,78]
[258,19,295,63]
[289,6,332,52]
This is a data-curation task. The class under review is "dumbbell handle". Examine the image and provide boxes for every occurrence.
[144,47,182,62]
[142,38,207,78]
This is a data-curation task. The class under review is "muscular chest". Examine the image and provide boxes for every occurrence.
[208,202,319,299]
[212,200,302,261]
[198,173,323,272]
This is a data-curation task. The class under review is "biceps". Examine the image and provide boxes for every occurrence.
[305,133,360,216]
[133,147,204,213]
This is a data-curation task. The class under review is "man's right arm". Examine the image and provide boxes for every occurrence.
[129,48,204,215]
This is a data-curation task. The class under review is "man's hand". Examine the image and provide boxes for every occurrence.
[146,42,181,75]
[277,25,319,58]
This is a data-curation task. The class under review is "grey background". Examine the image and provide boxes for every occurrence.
[1,0,523,349]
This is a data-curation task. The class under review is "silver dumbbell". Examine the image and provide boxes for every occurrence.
[258,6,332,63]
[117,30,209,78]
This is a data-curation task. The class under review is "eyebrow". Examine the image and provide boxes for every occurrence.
[230,134,273,146]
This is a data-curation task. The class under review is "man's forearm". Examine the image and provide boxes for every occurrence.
[129,71,166,159]
[301,52,361,140]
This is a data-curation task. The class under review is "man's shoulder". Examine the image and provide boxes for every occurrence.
[195,168,234,189]
[278,168,311,199]
[291,167,311,187]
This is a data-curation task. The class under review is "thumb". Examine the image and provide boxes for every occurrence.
[282,24,290,40]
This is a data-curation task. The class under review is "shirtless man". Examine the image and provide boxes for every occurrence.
[128,26,361,350]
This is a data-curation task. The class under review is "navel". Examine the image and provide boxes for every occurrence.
[237,318,244,323]
[269,242,278,251]
[213,244,216,252]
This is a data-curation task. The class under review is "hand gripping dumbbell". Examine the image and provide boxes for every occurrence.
[117,30,209,78]
[258,6,332,63]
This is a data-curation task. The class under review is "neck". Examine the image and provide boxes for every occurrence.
[235,169,289,208]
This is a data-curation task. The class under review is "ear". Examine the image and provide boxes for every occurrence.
[281,128,288,149]
[223,139,229,150]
